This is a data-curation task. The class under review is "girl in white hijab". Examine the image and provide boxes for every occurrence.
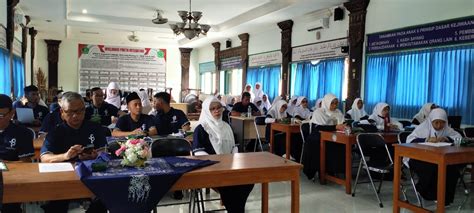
[265,100,288,123]
[310,94,345,126]
[368,102,403,131]
[346,98,368,121]
[192,97,254,212]
[224,96,235,111]
[105,82,121,109]
[253,82,264,99]
[411,103,436,125]
[137,90,152,114]
[311,98,323,111]
[405,108,462,205]
[253,96,266,115]
[262,94,272,111]
[293,96,311,120]
[287,96,299,117]
[243,84,254,101]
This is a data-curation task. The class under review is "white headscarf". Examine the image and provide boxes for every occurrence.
[262,94,271,111]
[369,102,403,130]
[137,90,152,114]
[243,84,254,101]
[266,100,288,120]
[287,96,299,116]
[294,96,311,120]
[412,103,435,123]
[253,96,265,114]
[105,82,121,109]
[312,98,323,111]
[224,96,235,111]
[346,98,368,121]
[310,94,344,125]
[198,97,235,154]
[272,95,283,105]
[253,82,264,99]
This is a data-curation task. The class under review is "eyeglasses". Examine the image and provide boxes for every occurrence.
[63,108,85,117]
[0,110,11,119]
[209,106,222,112]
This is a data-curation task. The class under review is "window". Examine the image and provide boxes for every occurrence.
[246,65,281,102]
[0,48,10,95]
[199,61,216,94]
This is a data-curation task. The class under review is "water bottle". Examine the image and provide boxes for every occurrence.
[247,106,252,117]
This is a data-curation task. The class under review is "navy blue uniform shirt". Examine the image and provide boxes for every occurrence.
[39,107,63,133]
[41,120,107,156]
[0,122,35,160]
[13,101,49,121]
[153,108,189,135]
[115,114,155,132]
[85,102,119,126]
[231,102,260,114]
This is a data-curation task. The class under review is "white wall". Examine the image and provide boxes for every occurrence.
[0,0,6,27]
[34,38,182,100]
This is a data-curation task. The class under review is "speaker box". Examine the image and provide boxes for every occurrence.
[226,40,232,48]
[334,7,344,21]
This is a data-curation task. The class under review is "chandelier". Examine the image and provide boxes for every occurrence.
[169,0,211,39]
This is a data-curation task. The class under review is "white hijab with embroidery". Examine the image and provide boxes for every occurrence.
[346,98,368,121]
[294,96,311,120]
[267,100,288,120]
[198,97,235,154]
[105,82,121,109]
[310,94,344,125]
[407,108,461,143]
[412,103,435,123]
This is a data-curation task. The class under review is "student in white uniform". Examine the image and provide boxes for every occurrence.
[405,108,462,205]
[262,94,271,111]
[368,102,403,131]
[286,96,298,117]
[412,103,437,125]
[346,98,368,121]
[253,82,264,99]
[311,98,323,111]
[105,82,121,109]
[293,96,311,120]
[243,84,254,101]
[253,96,267,115]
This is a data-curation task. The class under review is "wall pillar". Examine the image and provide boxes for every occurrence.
[277,20,293,97]
[44,39,61,89]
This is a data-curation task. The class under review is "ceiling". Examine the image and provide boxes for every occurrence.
[18,0,346,48]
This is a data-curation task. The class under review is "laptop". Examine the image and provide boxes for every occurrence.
[16,108,35,124]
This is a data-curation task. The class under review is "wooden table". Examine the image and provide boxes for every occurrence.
[3,152,302,213]
[230,116,266,152]
[319,131,398,194]
[270,122,301,160]
[393,143,474,213]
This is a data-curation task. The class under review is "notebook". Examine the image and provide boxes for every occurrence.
[16,108,35,124]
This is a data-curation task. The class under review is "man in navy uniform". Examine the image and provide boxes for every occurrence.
[150,92,190,135]
[40,92,107,213]
[231,92,261,116]
[85,87,123,126]
[112,92,157,137]
[13,85,49,125]
[0,94,35,213]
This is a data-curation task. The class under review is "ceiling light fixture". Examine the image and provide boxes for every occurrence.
[169,0,210,40]
[82,9,88,14]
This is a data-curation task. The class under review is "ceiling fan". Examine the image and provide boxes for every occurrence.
[127,31,139,42]
[152,10,168,24]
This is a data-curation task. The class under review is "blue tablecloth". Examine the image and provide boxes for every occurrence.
[75,153,216,213]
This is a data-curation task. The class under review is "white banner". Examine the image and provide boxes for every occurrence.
[78,44,166,95]
[292,38,348,62]
[249,51,282,67]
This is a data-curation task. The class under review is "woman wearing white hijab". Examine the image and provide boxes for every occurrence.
[311,98,323,111]
[253,96,267,115]
[243,84,254,101]
[302,94,348,179]
[405,108,462,205]
[411,103,437,125]
[346,98,368,121]
[293,96,311,120]
[262,94,272,111]
[224,96,235,112]
[253,82,264,99]
[368,102,403,131]
[192,97,254,212]
[137,90,152,114]
[105,82,121,109]
[286,96,299,117]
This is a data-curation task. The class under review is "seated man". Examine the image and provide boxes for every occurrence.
[112,92,157,137]
[40,92,107,213]
[40,104,63,134]
[13,85,49,125]
[85,87,123,126]
[150,92,190,136]
[231,92,261,116]
[0,94,35,213]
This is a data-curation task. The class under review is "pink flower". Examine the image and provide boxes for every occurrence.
[115,145,127,156]
[130,139,140,145]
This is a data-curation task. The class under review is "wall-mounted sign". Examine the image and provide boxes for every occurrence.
[249,51,282,67]
[292,38,348,62]
[367,16,474,53]
[220,56,242,70]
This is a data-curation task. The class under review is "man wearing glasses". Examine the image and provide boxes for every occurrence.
[0,94,35,213]
[40,92,107,213]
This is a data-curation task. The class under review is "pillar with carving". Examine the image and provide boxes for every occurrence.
[278,20,293,97]
[7,0,19,97]
[44,39,61,89]
[29,28,37,84]
[238,33,249,89]
[344,0,370,111]
[179,48,192,96]
[212,42,221,90]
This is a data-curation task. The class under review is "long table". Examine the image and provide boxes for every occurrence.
[3,152,302,213]
[230,116,266,152]
[393,143,474,213]
[319,131,398,194]
[269,122,301,159]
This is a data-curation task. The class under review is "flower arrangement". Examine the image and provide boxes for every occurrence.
[115,138,151,167]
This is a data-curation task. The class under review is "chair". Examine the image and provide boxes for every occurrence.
[448,116,462,128]
[398,120,412,128]
[352,133,393,208]
[397,131,423,207]
[253,116,266,152]
[397,131,411,144]
[454,128,466,137]
[299,121,311,163]
[464,127,474,138]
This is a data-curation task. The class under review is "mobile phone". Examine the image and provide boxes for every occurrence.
[83,144,95,154]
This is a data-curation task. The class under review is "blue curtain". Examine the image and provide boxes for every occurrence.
[290,58,345,107]
[13,55,25,99]
[0,48,10,95]
[246,65,281,102]
[365,44,474,124]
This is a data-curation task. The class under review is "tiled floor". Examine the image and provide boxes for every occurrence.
[24,171,473,212]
